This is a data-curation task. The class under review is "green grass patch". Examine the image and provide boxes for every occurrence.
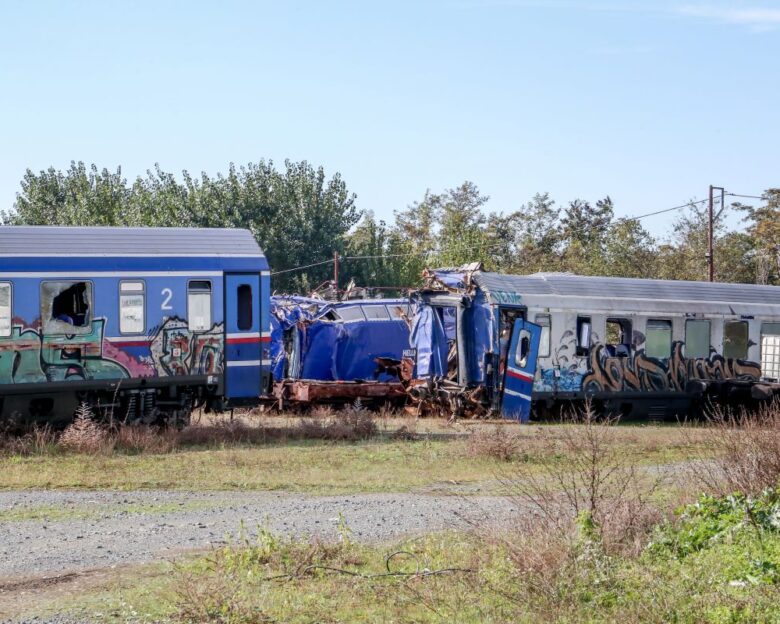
[55,490,780,623]
[0,422,707,494]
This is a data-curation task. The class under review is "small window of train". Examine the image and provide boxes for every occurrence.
[337,306,366,322]
[723,320,748,360]
[761,323,780,380]
[188,281,212,331]
[386,304,407,320]
[41,281,93,334]
[0,283,11,337]
[646,319,672,359]
[364,305,390,321]
[119,281,145,334]
[685,319,711,359]
[515,329,532,368]
[606,318,632,357]
[576,316,591,356]
[535,314,551,357]
[237,284,253,331]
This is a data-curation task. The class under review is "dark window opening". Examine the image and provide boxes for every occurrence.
[606,318,632,357]
[237,284,253,331]
[40,281,93,335]
[723,320,748,360]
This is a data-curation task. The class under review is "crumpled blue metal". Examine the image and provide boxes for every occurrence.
[270,296,411,382]
[409,302,449,378]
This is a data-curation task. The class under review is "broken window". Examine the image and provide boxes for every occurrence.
[606,317,632,357]
[646,319,672,359]
[119,281,145,334]
[0,283,10,337]
[685,319,711,359]
[761,323,780,380]
[41,281,93,335]
[576,316,592,356]
[188,281,212,331]
[534,314,551,358]
[723,320,749,360]
[386,304,410,320]
[363,305,390,321]
[237,284,253,331]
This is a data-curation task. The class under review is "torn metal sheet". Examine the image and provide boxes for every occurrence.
[270,296,412,384]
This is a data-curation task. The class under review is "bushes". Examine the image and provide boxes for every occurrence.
[689,402,780,497]
[0,404,381,457]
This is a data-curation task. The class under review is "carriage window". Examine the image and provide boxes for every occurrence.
[606,317,632,357]
[237,284,253,331]
[188,281,212,331]
[761,323,780,380]
[363,305,390,320]
[41,281,93,334]
[685,319,711,359]
[576,316,592,355]
[646,319,672,359]
[0,283,11,337]
[535,314,551,358]
[723,321,748,360]
[515,329,532,368]
[119,281,145,334]
[386,304,410,320]
[337,306,366,322]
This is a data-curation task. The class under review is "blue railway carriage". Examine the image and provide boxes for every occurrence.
[0,226,271,426]
[407,266,780,421]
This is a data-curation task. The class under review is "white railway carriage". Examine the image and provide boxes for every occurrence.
[406,267,780,420]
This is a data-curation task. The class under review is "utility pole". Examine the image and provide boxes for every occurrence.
[333,251,340,300]
[707,185,725,282]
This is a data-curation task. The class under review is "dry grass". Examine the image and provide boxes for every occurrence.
[685,401,780,497]
[466,424,523,461]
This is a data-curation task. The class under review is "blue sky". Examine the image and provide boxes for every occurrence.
[0,0,777,238]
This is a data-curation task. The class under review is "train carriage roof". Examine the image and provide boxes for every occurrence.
[472,271,780,306]
[0,226,264,257]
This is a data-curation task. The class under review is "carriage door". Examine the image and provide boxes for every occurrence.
[224,273,262,399]
[501,319,542,422]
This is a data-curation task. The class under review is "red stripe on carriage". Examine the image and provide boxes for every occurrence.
[507,368,534,382]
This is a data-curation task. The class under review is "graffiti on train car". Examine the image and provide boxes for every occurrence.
[0,317,224,384]
[581,342,761,393]
[149,317,223,377]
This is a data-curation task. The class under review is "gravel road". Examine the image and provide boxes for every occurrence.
[0,489,518,580]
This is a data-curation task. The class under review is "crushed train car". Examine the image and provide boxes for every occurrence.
[405,264,780,421]
[270,296,412,406]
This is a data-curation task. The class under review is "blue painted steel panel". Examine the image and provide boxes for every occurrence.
[224,273,263,399]
[501,320,542,422]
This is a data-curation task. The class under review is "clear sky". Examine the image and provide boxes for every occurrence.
[0,0,777,238]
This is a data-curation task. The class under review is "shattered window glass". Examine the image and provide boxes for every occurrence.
[40,281,93,335]
[120,281,145,334]
[363,305,390,320]
[386,304,410,321]
[337,306,365,322]
[0,283,11,337]
[188,281,212,331]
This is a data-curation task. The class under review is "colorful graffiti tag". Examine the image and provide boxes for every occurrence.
[0,317,224,385]
[581,342,761,393]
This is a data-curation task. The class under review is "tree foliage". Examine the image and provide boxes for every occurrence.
[3,162,776,290]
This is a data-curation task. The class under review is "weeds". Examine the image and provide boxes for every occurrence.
[466,424,523,461]
[687,402,780,497]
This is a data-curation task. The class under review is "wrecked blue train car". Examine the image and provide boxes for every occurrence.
[270,296,412,405]
[406,265,780,421]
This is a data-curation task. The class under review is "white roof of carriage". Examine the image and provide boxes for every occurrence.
[0,226,264,257]
[472,271,780,308]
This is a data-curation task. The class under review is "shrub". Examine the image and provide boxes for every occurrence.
[688,402,780,497]
[58,403,111,454]
[466,425,523,461]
